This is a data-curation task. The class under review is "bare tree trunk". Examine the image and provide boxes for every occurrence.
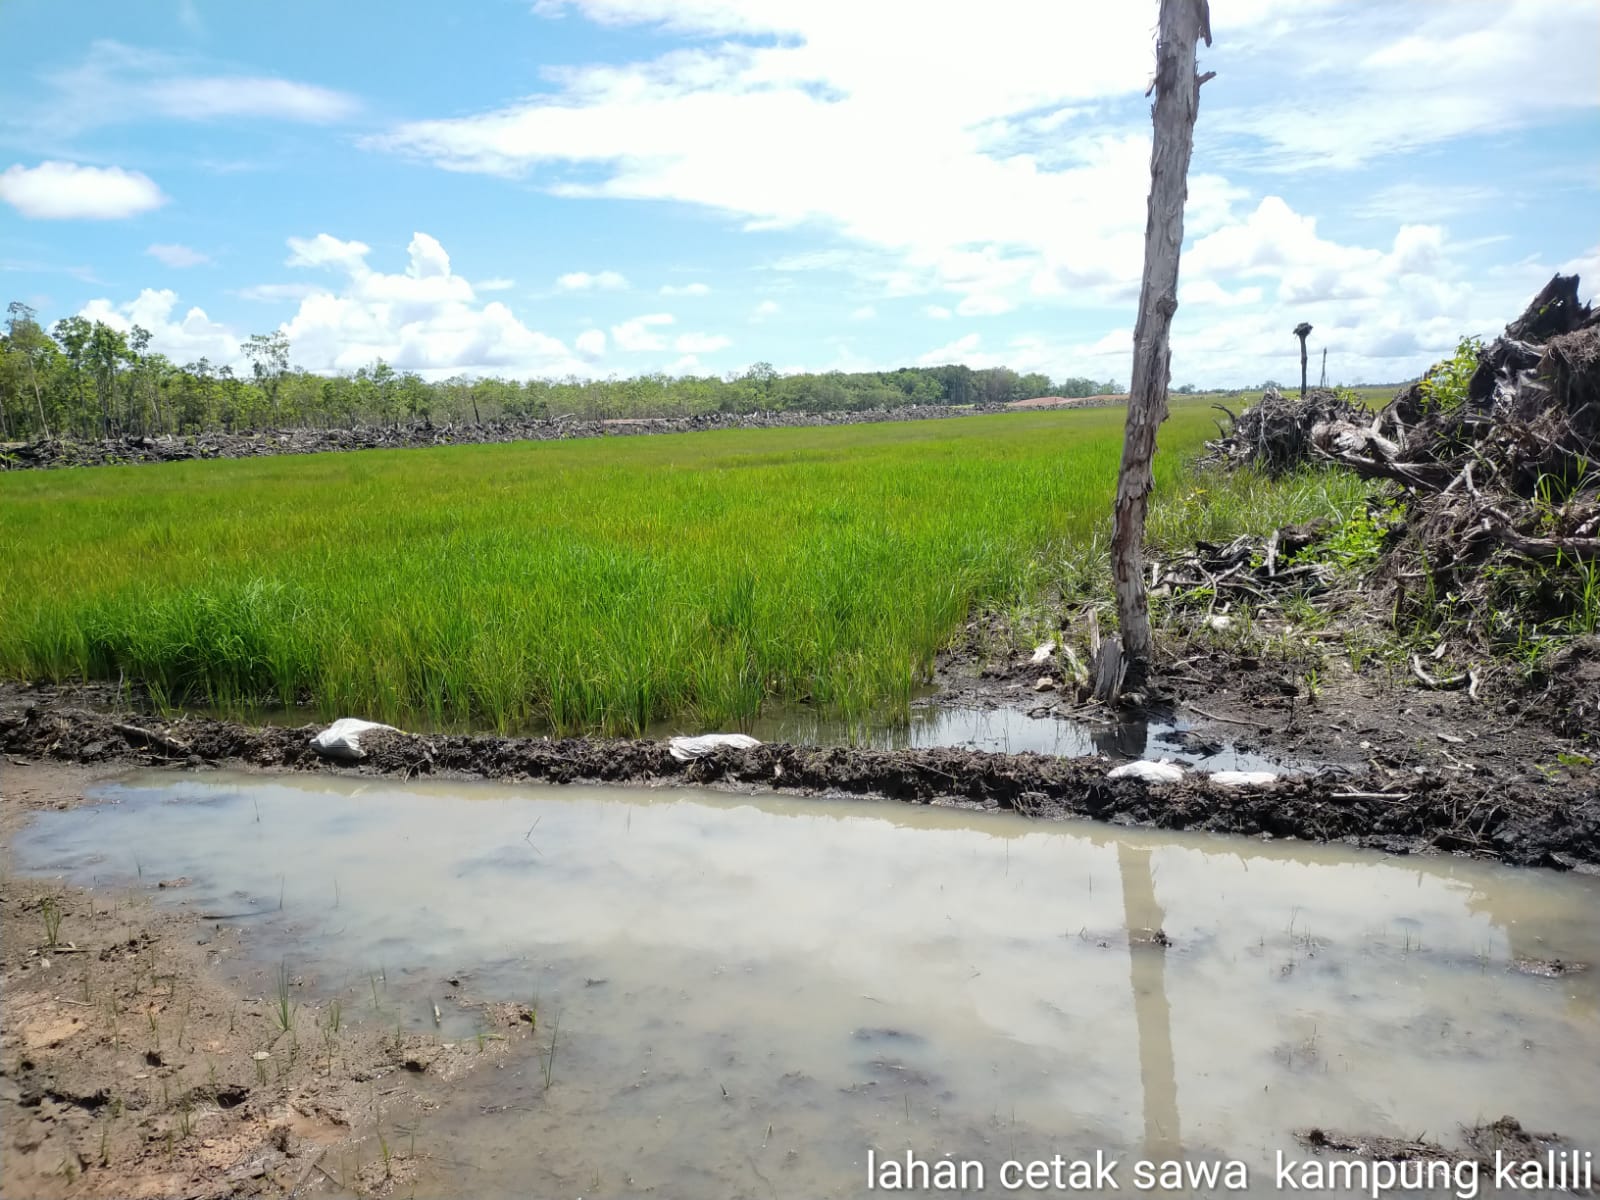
[1098,0,1213,702]
[1294,322,1313,399]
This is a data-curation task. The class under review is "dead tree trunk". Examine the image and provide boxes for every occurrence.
[1097,0,1213,702]
[1294,322,1313,399]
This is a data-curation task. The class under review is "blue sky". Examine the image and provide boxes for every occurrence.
[1,0,1596,388]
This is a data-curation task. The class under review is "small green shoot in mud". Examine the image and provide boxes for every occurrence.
[273,962,296,1033]
[542,1009,562,1091]
[40,895,63,947]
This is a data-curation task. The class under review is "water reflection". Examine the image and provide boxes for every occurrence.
[11,772,1597,1198]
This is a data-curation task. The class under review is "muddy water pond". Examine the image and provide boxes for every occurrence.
[14,772,1600,1198]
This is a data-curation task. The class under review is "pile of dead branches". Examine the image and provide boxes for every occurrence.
[1151,520,1334,614]
[1200,386,1377,476]
[1344,274,1598,578]
[1199,273,1598,668]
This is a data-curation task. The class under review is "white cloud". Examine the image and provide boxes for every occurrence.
[15,41,359,143]
[146,76,358,123]
[270,231,592,377]
[611,312,675,351]
[955,293,1013,317]
[357,0,1596,387]
[674,331,730,353]
[916,333,982,366]
[236,282,319,303]
[475,277,517,291]
[923,305,952,320]
[1210,0,1599,171]
[575,328,607,357]
[660,281,710,296]
[146,243,211,268]
[1179,279,1263,309]
[79,289,239,364]
[0,161,167,219]
[666,353,701,374]
[850,305,876,320]
[556,269,629,291]
[286,233,372,271]
[751,299,780,319]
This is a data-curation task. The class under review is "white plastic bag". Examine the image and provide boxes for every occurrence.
[1208,770,1278,788]
[1107,759,1185,783]
[310,718,399,762]
[668,733,762,762]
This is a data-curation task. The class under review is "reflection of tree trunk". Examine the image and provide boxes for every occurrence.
[1093,713,1149,761]
[1118,842,1181,1159]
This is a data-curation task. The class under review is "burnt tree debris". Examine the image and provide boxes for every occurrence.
[1207,274,1599,573]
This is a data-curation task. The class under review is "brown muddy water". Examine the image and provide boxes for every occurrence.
[12,772,1600,1198]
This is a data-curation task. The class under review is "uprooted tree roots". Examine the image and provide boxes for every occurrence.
[1200,273,1600,670]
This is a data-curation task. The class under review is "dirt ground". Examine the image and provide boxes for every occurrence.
[1,762,539,1200]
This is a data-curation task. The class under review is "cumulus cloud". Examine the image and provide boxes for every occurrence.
[146,243,211,268]
[556,269,629,291]
[79,289,239,363]
[923,305,952,320]
[286,233,372,271]
[660,281,710,296]
[916,333,982,366]
[575,328,607,357]
[353,0,1598,385]
[265,231,592,377]
[751,300,780,319]
[673,331,730,353]
[0,161,167,219]
[611,312,674,351]
[475,277,516,291]
[850,305,876,320]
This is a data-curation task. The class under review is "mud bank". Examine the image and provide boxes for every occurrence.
[0,763,537,1200]
[4,698,1597,870]
[0,399,1120,470]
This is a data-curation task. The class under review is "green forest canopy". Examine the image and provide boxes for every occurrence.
[0,302,1129,439]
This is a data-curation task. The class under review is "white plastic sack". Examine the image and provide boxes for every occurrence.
[310,717,399,762]
[669,733,761,762]
[1107,759,1185,783]
[1029,641,1057,665]
[1208,770,1278,788]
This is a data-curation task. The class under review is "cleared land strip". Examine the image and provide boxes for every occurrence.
[0,397,1125,470]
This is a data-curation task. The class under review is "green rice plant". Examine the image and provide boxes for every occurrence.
[39,896,63,948]
[273,962,296,1034]
[542,1009,562,1091]
[0,404,1355,731]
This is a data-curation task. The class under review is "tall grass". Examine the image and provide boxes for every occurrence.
[0,404,1347,733]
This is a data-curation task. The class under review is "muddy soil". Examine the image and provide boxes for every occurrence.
[4,684,1597,872]
[0,400,1124,471]
[0,762,539,1199]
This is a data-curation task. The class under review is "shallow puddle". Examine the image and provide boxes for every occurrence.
[178,697,1294,770]
[675,702,1292,771]
[13,772,1599,1197]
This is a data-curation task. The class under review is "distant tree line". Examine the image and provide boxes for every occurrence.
[0,303,1124,440]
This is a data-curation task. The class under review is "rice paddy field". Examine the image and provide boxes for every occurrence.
[0,403,1362,734]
